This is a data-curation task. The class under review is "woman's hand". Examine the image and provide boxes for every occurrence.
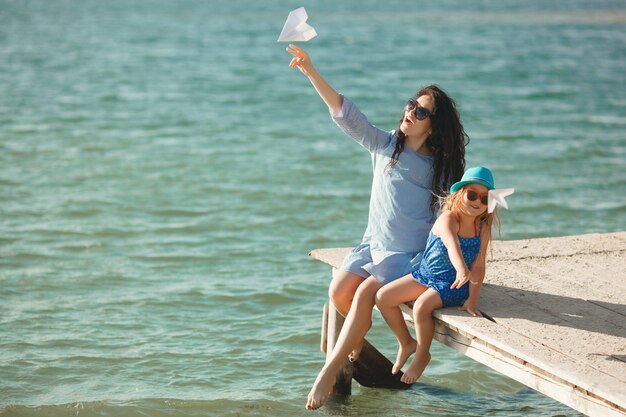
[450,268,471,289]
[286,44,315,77]
[459,299,482,317]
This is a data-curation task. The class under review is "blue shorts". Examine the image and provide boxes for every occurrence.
[412,270,469,307]
[341,243,423,285]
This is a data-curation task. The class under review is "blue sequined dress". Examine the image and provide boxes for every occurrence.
[411,230,481,307]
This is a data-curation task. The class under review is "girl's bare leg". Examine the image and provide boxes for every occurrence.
[306,277,383,410]
[375,275,430,374]
[401,289,442,384]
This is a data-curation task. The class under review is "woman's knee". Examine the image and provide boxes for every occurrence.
[329,285,350,309]
[328,271,363,308]
[353,278,382,309]
[374,286,391,308]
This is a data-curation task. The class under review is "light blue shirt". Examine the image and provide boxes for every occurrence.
[332,96,435,282]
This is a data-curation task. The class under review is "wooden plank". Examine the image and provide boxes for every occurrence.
[430,308,626,417]
[321,303,328,355]
[434,292,626,407]
[476,283,626,381]
[351,340,411,389]
[431,319,626,417]
[499,256,626,310]
[309,248,348,270]
[489,232,626,261]
[483,239,626,388]
[309,232,626,417]
[394,305,625,417]
[325,302,352,395]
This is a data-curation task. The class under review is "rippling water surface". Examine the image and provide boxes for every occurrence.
[1,0,625,415]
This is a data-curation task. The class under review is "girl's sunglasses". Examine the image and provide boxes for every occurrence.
[466,189,489,205]
[405,99,432,121]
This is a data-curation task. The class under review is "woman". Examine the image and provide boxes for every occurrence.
[286,44,468,410]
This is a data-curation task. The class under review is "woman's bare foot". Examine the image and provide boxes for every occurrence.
[348,340,363,362]
[348,319,373,362]
[305,367,336,410]
[392,338,417,374]
[400,352,431,384]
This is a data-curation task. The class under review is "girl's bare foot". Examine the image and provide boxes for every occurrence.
[400,352,431,384]
[305,367,336,410]
[392,338,417,374]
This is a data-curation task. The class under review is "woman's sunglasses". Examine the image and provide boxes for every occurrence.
[466,189,489,205]
[405,99,432,121]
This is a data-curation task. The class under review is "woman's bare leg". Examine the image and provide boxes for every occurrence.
[328,270,367,360]
[375,275,429,374]
[306,277,383,410]
[401,289,442,384]
[328,270,366,317]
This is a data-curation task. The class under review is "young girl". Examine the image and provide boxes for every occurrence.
[285,45,469,410]
[375,166,503,384]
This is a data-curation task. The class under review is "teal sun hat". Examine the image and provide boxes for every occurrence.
[450,166,495,193]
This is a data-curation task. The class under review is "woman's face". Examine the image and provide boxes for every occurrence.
[400,94,434,137]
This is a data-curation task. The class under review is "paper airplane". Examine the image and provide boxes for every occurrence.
[488,188,514,213]
[277,7,317,42]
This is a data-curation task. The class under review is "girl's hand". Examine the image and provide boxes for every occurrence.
[450,268,471,289]
[459,300,482,317]
[286,44,315,76]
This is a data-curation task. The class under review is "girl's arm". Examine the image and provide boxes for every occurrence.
[286,44,342,114]
[459,226,490,317]
[433,212,471,289]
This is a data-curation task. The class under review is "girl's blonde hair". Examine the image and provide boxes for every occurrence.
[439,185,501,259]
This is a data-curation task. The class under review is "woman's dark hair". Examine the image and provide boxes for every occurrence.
[388,84,468,210]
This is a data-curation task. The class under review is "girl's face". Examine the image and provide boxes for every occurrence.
[400,94,433,137]
[461,184,489,217]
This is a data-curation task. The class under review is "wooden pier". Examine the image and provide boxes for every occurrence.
[310,232,626,417]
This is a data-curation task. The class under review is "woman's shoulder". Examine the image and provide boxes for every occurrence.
[372,130,400,155]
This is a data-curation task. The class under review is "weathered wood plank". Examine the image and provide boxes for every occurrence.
[476,284,626,381]
[309,232,626,417]
[351,339,411,389]
[428,315,626,417]
[321,303,328,355]
[433,295,626,408]
[324,302,352,395]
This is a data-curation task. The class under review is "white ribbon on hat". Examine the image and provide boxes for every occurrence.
[488,188,514,213]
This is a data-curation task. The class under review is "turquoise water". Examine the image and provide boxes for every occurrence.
[1,0,625,415]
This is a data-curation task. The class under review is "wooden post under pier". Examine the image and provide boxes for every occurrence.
[310,232,626,417]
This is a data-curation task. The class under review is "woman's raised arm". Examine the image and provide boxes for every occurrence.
[286,44,343,115]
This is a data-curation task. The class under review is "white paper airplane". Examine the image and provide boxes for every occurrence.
[277,7,317,42]
[488,188,514,213]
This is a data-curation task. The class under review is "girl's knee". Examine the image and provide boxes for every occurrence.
[413,299,436,318]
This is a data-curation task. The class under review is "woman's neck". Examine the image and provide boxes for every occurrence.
[405,132,431,156]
